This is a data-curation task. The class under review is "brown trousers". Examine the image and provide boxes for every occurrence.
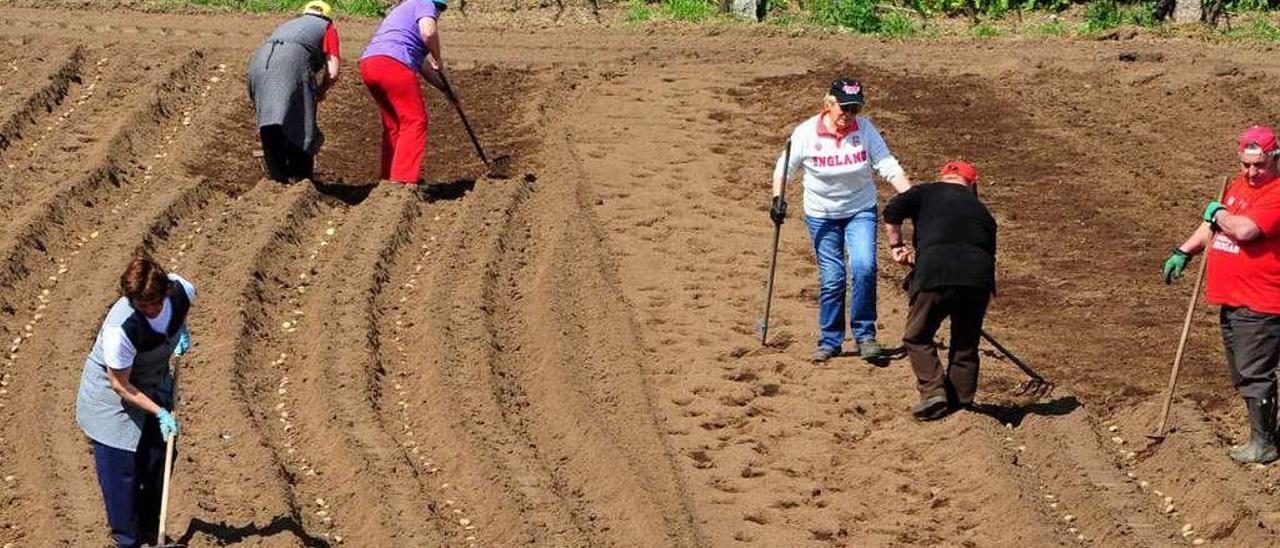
[903,286,991,405]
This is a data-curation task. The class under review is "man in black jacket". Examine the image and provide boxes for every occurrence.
[883,160,997,421]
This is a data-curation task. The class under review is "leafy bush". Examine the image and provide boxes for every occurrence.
[663,0,716,20]
[768,12,801,24]
[182,0,390,17]
[1228,16,1280,40]
[970,21,1002,35]
[809,0,883,32]
[625,0,655,20]
[1036,18,1068,34]
[1224,0,1274,12]
[879,12,921,35]
[1079,0,1155,33]
[909,0,1067,16]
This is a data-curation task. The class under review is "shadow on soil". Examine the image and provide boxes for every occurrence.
[176,515,331,547]
[421,177,476,202]
[970,395,1082,427]
[311,179,377,206]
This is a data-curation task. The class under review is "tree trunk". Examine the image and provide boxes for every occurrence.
[1173,0,1201,23]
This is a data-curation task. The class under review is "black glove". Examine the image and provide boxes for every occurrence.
[770,196,787,225]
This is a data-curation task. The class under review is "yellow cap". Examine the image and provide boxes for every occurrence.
[303,0,333,18]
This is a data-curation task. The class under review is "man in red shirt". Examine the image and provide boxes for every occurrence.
[1164,125,1280,464]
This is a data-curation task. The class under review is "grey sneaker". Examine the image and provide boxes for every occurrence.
[811,346,840,363]
[858,339,885,360]
[912,394,952,421]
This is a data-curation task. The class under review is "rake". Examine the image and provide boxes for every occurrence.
[981,328,1054,398]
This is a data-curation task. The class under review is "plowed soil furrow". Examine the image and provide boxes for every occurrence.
[0,43,82,156]
[0,48,185,210]
[484,177,614,547]
[175,181,331,547]
[270,186,446,546]
[414,175,587,546]
[1000,411,1180,546]
[0,50,232,547]
[0,48,209,318]
[496,153,710,547]
[375,194,543,547]
[0,174,228,546]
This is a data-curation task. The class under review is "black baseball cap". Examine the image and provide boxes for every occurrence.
[830,78,865,107]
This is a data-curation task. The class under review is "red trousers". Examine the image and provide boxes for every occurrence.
[360,55,428,183]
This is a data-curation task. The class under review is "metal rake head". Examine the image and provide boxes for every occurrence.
[1015,377,1055,399]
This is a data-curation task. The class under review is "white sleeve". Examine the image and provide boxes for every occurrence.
[168,273,196,303]
[772,126,806,185]
[862,118,905,181]
[101,327,137,371]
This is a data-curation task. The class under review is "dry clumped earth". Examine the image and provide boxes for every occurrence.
[0,2,1278,547]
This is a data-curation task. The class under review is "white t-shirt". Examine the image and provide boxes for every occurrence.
[101,273,196,370]
[774,114,904,219]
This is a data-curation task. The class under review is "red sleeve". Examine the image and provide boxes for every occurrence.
[1246,188,1280,237]
[322,23,340,58]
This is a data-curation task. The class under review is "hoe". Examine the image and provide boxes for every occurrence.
[155,351,186,548]
[439,70,512,180]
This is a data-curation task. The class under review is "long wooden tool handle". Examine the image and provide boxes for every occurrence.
[760,139,792,346]
[1152,175,1230,438]
[157,353,182,542]
[1153,247,1210,437]
[760,227,782,345]
[157,436,176,541]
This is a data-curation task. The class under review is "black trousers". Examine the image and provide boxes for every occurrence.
[259,125,314,183]
[903,286,991,405]
[1220,306,1280,400]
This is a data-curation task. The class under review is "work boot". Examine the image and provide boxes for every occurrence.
[912,394,951,421]
[858,339,885,360]
[1229,397,1279,465]
[811,346,840,363]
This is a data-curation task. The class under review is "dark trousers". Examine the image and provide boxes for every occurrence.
[1220,306,1280,401]
[92,416,168,548]
[903,286,991,405]
[259,125,314,183]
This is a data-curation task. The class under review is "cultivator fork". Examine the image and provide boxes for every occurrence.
[981,329,1054,398]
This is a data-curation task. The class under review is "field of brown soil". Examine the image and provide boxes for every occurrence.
[1,3,1279,547]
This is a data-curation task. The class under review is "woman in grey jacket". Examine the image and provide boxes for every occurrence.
[76,256,193,548]
[247,0,342,183]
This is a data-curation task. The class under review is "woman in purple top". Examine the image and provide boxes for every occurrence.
[359,0,448,185]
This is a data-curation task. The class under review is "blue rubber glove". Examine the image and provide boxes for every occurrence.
[156,408,179,440]
[1202,201,1227,223]
[174,326,191,356]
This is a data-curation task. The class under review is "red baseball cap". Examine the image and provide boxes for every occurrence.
[1239,125,1278,156]
[939,160,978,184]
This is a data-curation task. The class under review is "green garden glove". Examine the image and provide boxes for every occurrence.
[1203,201,1227,223]
[1163,248,1190,284]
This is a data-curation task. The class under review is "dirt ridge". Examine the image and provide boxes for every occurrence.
[0,43,82,154]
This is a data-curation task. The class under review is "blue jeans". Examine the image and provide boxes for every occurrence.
[806,207,878,351]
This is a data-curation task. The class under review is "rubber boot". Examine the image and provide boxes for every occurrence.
[1229,397,1279,465]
